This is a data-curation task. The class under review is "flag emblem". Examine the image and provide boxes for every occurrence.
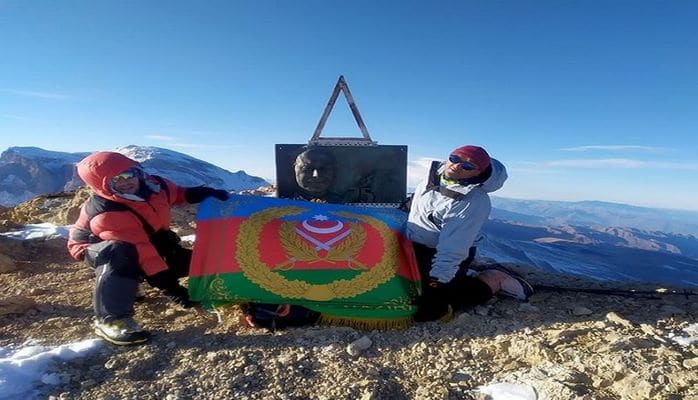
[237,206,398,301]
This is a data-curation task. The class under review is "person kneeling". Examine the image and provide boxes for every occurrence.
[67,151,229,345]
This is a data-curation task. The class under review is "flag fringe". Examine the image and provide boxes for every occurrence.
[317,314,412,331]
[205,303,414,331]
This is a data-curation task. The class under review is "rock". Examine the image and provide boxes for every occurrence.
[605,312,634,328]
[81,379,97,388]
[0,219,23,233]
[572,306,593,316]
[611,375,655,400]
[518,303,539,312]
[451,371,472,383]
[474,305,491,316]
[41,373,62,385]
[28,287,49,295]
[0,252,18,273]
[683,358,698,369]
[346,336,372,356]
[360,389,375,400]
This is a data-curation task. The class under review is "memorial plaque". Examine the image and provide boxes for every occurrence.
[275,144,407,204]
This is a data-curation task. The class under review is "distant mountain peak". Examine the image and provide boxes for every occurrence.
[0,145,269,206]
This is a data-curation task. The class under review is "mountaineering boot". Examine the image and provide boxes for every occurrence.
[94,317,151,345]
[499,274,534,300]
[479,266,534,301]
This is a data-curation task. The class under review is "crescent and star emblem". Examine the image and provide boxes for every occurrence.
[234,206,399,301]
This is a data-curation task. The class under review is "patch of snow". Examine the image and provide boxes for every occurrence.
[670,323,698,346]
[0,339,103,400]
[477,382,538,400]
[0,223,70,240]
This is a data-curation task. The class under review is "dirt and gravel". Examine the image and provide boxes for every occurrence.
[1,192,697,400]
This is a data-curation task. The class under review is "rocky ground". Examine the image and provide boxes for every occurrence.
[1,191,697,400]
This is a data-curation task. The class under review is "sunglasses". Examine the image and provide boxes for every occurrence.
[111,168,140,182]
[448,155,477,170]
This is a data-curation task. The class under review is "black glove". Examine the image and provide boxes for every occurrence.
[413,279,453,322]
[162,284,197,309]
[146,269,179,290]
[184,186,229,203]
[149,230,181,257]
[145,270,196,308]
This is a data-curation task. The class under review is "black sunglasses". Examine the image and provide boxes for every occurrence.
[448,155,477,170]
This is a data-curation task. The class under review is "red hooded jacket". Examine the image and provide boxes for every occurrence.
[67,151,188,276]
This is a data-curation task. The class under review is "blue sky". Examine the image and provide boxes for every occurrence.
[1,1,697,210]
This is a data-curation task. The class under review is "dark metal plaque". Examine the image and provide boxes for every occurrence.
[275,144,407,204]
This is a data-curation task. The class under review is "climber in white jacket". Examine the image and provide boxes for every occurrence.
[407,145,533,321]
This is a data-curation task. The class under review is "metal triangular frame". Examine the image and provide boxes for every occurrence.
[309,75,377,146]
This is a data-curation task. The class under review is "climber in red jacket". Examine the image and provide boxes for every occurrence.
[68,151,228,345]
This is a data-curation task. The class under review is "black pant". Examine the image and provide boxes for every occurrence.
[84,240,191,322]
[412,242,492,309]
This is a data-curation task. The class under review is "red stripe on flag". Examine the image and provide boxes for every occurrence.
[191,215,420,282]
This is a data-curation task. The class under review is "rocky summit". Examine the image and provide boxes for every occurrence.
[1,191,697,400]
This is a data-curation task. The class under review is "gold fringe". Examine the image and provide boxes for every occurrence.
[317,314,413,331]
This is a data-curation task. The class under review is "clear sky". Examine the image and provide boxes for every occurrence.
[1,1,697,210]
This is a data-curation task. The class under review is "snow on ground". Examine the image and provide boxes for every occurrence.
[669,323,698,346]
[0,339,103,400]
[0,223,69,240]
[0,224,196,243]
[477,382,537,400]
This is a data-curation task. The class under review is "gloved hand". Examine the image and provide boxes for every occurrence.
[413,279,453,322]
[145,270,197,308]
[149,230,181,257]
[145,269,179,290]
[162,284,197,309]
[184,186,229,203]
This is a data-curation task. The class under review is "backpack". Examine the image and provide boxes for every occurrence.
[241,303,320,332]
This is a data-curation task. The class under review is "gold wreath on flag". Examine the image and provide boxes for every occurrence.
[236,206,399,301]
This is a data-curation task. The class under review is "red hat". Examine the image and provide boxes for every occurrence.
[450,145,491,170]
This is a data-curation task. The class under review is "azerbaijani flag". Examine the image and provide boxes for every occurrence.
[188,194,421,328]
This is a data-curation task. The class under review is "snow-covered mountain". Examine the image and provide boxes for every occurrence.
[0,146,268,206]
[0,147,89,206]
[116,145,268,191]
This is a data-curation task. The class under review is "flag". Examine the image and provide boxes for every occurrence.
[189,194,421,328]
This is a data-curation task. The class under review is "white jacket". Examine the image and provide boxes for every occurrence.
[406,159,508,283]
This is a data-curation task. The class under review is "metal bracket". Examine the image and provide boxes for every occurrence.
[309,75,377,146]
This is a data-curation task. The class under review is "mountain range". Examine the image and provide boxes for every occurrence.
[485,197,698,288]
[1,145,696,288]
[0,146,268,207]
[479,219,698,288]
[491,197,698,236]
